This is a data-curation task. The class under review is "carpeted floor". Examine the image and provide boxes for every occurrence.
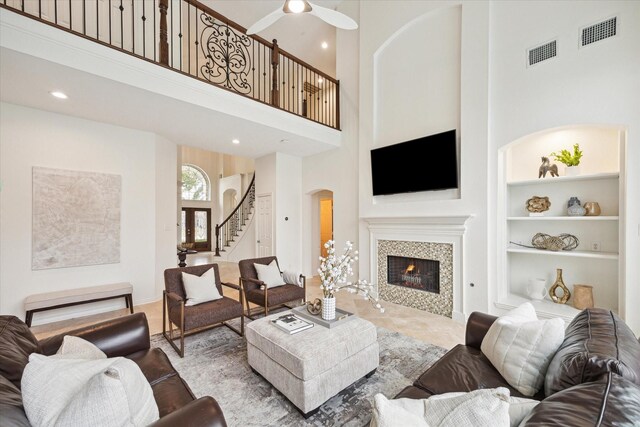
[151,320,446,427]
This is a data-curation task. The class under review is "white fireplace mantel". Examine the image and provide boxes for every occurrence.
[363,215,474,323]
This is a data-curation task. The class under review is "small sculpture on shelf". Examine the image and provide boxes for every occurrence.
[526,196,551,215]
[549,268,571,304]
[538,157,559,178]
[567,197,586,216]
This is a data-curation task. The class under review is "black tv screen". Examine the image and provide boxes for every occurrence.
[370,130,458,196]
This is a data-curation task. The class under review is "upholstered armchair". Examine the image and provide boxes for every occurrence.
[238,256,306,319]
[163,263,244,357]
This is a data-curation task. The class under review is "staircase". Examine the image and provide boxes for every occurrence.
[214,173,255,258]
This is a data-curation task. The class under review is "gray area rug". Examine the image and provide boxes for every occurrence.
[151,320,446,427]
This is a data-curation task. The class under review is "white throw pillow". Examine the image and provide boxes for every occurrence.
[371,388,511,427]
[370,394,429,427]
[254,260,286,288]
[425,393,538,427]
[22,353,159,427]
[55,335,106,360]
[182,267,222,306]
[481,302,565,396]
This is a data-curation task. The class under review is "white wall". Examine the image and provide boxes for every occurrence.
[256,152,302,271]
[357,1,491,317]
[302,0,361,278]
[488,0,640,333]
[155,135,179,297]
[275,153,302,271]
[0,103,176,323]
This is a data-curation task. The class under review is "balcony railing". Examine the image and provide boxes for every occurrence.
[1,0,340,129]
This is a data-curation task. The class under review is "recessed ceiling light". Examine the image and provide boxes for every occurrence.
[318,77,324,84]
[232,139,240,144]
[50,91,68,99]
[321,41,328,49]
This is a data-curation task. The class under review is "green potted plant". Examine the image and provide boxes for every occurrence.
[549,143,583,176]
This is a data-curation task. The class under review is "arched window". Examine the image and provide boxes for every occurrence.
[181,164,210,201]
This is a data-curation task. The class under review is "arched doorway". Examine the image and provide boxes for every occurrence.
[306,189,334,275]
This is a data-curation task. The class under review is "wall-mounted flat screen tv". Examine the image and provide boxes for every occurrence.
[370,129,458,196]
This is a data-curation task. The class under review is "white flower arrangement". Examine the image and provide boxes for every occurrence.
[318,240,385,313]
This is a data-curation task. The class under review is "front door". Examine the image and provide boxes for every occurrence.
[181,208,211,251]
[256,194,273,257]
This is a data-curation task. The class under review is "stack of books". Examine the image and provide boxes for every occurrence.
[271,314,314,334]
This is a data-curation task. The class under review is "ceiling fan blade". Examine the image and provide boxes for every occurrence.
[308,2,358,30]
[246,7,286,35]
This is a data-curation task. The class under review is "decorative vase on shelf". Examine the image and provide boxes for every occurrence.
[583,202,601,216]
[567,197,586,216]
[526,278,547,301]
[564,165,581,177]
[322,297,336,320]
[549,268,571,304]
[573,285,594,310]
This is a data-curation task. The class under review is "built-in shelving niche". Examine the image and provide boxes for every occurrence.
[496,125,626,323]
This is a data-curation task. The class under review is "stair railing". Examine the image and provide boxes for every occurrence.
[214,173,255,256]
[0,0,339,129]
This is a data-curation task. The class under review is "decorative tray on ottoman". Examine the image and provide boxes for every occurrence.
[291,305,356,329]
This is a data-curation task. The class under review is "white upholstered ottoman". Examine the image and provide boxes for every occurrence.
[246,311,379,417]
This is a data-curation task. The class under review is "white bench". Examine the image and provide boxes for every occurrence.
[24,283,134,327]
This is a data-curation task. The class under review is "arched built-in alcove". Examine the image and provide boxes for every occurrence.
[496,124,626,323]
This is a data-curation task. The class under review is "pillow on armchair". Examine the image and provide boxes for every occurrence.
[254,260,286,288]
[182,267,222,306]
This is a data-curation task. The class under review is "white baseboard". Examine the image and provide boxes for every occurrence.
[452,310,466,323]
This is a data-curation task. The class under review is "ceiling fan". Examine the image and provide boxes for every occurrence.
[246,0,358,35]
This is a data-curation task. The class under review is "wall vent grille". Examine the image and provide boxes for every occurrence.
[582,17,617,47]
[528,40,557,66]
[303,82,321,94]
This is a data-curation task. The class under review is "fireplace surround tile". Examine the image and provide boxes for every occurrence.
[377,240,453,318]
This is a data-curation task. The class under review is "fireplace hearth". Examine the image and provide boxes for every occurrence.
[387,255,440,294]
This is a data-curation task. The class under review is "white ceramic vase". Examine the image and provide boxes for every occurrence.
[322,297,336,320]
[564,165,581,176]
[527,278,547,301]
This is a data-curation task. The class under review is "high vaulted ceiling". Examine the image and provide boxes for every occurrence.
[203,0,340,77]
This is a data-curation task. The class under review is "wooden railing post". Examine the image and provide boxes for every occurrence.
[271,39,280,107]
[335,80,340,130]
[214,224,221,257]
[159,0,169,65]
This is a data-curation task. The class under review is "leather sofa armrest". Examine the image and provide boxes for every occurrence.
[148,397,227,427]
[38,312,151,357]
[165,291,184,303]
[465,311,498,350]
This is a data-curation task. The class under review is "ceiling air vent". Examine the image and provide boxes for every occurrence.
[303,81,321,94]
[581,17,617,47]
[528,40,557,67]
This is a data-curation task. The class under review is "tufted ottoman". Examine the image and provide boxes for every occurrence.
[246,311,379,417]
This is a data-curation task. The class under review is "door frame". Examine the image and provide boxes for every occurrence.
[256,192,274,257]
[181,207,212,252]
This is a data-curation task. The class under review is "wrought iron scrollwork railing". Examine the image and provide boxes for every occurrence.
[214,173,255,257]
[1,0,340,129]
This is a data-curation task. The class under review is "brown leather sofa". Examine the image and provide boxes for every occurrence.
[396,308,640,426]
[0,313,227,427]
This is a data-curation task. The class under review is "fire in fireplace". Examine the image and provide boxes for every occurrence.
[387,255,439,294]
